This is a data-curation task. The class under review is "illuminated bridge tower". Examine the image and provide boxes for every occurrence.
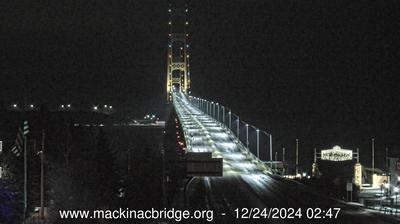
[167,0,190,101]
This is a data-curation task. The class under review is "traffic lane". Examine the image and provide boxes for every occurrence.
[240,174,396,224]
[202,176,287,224]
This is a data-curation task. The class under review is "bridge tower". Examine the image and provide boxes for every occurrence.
[167,0,190,101]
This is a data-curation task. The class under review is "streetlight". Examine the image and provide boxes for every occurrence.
[256,129,260,158]
[228,111,232,129]
[12,104,18,108]
[67,104,71,108]
[236,116,240,137]
[109,106,113,109]
[245,124,249,148]
[216,103,219,122]
[61,104,65,109]
[395,187,399,214]
[93,106,98,110]
[211,102,214,118]
[222,106,225,124]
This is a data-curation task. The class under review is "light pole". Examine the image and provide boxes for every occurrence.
[213,102,216,120]
[385,147,389,170]
[296,139,299,176]
[269,134,273,162]
[228,110,232,129]
[245,124,249,148]
[372,138,375,173]
[395,187,399,215]
[40,129,45,222]
[236,116,240,137]
[282,147,286,175]
[211,102,214,118]
[222,106,225,125]
[216,103,219,122]
[256,129,260,158]
[213,102,216,119]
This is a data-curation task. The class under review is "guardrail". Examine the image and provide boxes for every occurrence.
[189,96,273,163]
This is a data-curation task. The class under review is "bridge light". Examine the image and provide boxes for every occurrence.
[109,106,113,109]
[186,44,189,48]
[67,104,71,108]
[169,44,172,48]
[30,104,34,108]
[12,104,18,108]
[168,9,171,12]
[185,9,188,12]
[168,21,172,25]
[185,21,189,25]
[61,104,65,108]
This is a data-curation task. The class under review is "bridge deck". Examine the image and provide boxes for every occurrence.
[173,92,270,175]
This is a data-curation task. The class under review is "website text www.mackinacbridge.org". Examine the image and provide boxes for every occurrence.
[59,208,214,222]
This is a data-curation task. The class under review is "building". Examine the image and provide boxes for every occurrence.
[388,154,400,187]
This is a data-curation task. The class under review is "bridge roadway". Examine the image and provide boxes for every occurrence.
[172,91,396,224]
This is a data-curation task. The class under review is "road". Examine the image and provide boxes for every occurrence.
[172,91,399,224]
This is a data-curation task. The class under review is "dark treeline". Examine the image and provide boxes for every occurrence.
[0,107,163,224]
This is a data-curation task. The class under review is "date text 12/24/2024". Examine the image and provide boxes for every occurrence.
[233,208,341,220]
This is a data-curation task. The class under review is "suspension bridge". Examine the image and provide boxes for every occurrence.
[163,1,397,223]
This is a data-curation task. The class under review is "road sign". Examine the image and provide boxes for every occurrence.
[186,152,223,177]
[321,146,353,161]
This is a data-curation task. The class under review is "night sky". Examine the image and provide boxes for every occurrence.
[1,1,399,170]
